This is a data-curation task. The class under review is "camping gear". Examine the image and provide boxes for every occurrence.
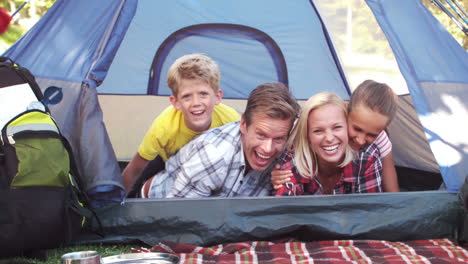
[61,251,101,264]
[2,0,467,248]
[77,191,464,246]
[102,253,179,264]
[0,57,93,256]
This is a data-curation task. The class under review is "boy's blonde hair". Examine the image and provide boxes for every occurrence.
[289,92,354,178]
[167,53,220,95]
[349,80,398,124]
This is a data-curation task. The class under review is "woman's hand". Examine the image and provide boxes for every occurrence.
[271,164,293,190]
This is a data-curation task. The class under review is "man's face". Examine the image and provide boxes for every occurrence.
[170,79,222,132]
[347,105,389,150]
[240,114,291,171]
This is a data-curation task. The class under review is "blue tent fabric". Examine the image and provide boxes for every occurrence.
[2,0,468,198]
[98,0,350,99]
[89,0,137,86]
[5,0,132,82]
[147,24,291,97]
[366,0,468,84]
[366,0,468,192]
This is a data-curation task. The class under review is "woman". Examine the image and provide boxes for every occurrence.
[275,92,383,195]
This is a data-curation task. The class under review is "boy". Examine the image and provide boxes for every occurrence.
[122,53,240,193]
[272,80,399,193]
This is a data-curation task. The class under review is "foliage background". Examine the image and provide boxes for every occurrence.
[421,0,468,49]
[0,0,54,52]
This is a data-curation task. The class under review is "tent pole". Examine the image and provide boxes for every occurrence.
[431,0,468,35]
[10,0,31,19]
[444,0,468,25]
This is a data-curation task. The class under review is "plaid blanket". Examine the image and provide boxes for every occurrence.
[133,238,468,264]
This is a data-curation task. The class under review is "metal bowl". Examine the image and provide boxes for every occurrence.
[102,252,179,264]
[61,251,101,264]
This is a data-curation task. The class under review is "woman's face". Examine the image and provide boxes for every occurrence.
[307,103,348,168]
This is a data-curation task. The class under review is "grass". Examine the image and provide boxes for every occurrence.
[0,243,145,264]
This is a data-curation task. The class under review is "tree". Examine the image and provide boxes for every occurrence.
[0,0,55,53]
[420,0,468,50]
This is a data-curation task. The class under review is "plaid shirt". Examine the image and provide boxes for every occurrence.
[275,143,382,196]
[147,121,273,198]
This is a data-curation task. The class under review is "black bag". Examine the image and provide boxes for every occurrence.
[0,57,94,257]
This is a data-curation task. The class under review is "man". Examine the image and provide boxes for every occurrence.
[142,82,300,198]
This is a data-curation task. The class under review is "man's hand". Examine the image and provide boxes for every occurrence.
[271,164,293,190]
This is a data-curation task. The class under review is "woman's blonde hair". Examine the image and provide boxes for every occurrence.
[288,92,354,178]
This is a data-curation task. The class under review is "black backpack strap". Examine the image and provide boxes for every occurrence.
[0,56,44,101]
[0,56,14,64]
[67,184,105,238]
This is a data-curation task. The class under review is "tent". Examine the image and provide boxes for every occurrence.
[3,0,468,246]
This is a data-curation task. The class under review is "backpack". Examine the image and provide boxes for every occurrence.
[0,57,94,257]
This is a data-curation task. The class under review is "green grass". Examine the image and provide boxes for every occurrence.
[0,243,144,264]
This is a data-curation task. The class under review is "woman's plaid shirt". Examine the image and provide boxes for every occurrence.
[275,144,383,196]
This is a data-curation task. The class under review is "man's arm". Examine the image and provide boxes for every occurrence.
[382,151,399,192]
[122,153,149,192]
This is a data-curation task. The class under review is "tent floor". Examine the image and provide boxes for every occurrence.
[396,166,443,191]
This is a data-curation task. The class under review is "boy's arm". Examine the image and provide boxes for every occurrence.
[127,110,172,192]
[382,151,399,192]
[122,153,149,192]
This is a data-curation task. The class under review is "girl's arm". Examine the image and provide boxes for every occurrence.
[382,151,399,192]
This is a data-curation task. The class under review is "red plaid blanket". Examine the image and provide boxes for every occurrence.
[133,238,468,264]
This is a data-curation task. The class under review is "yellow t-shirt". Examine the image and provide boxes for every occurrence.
[138,103,240,162]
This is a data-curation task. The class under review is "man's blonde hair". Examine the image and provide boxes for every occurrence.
[349,80,398,124]
[288,92,354,178]
[167,53,220,95]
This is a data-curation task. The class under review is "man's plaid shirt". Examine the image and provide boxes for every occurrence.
[147,121,273,198]
[275,143,383,196]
